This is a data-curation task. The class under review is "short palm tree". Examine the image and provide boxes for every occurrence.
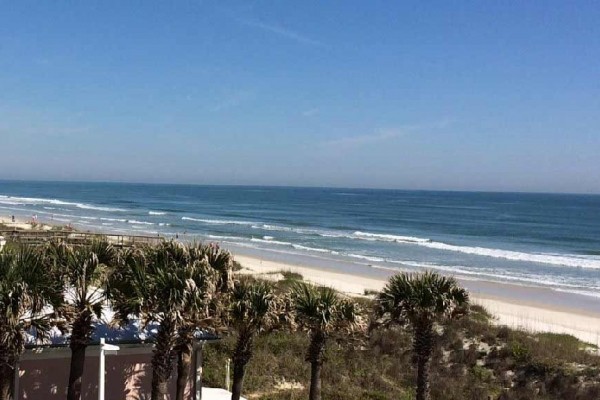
[111,241,216,400]
[202,243,234,294]
[375,272,469,400]
[229,279,278,400]
[47,240,118,400]
[291,283,364,400]
[174,243,228,400]
[0,245,62,400]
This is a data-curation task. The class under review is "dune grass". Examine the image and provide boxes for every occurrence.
[202,278,600,400]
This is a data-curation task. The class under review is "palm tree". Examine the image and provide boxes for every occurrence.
[174,243,233,400]
[202,243,234,294]
[47,240,118,400]
[375,272,469,400]
[111,241,216,400]
[0,245,63,400]
[229,279,278,400]
[291,283,364,400]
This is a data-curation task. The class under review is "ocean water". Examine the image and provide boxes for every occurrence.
[1,180,599,298]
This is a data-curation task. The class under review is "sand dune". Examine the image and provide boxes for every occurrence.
[236,254,600,348]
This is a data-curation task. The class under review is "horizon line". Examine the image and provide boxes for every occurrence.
[0,178,598,197]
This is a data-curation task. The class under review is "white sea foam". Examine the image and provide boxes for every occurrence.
[250,238,293,246]
[350,230,600,270]
[149,211,166,215]
[252,224,292,232]
[318,232,345,238]
[251,223,333,237]
[207,234,247,241]
[292,244,338,254]
[0,195,127,212]
[378,259,600,298]
[353,231,431,243]
[100,217,127,222]
[417,241,600,270]
[182,217,254,225]
[348,253,385,262]
[263,236,275,240]
[127,220,154,225]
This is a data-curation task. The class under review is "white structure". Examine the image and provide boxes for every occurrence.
[203,387,247,400]
[98,338,120,400]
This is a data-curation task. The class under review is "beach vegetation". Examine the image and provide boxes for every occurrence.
[290,282,366,400]
[0,245,63,400]
[174,243,233,400]
[111,241,216,400]
[2,236,600,400]
[281,271,303,282]
[375,272,470,400]
[47,240,118,400]
[228,279,279,400]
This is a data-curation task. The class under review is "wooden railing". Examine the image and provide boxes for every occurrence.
[0,230,165,247]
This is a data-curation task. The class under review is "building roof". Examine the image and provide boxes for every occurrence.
[25,307,219,348]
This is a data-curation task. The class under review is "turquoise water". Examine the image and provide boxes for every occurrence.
[1,180,599,298]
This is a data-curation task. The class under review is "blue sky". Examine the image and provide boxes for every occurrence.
[1,1,599,193]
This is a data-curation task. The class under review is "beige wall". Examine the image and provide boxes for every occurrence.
[18,347,193,400]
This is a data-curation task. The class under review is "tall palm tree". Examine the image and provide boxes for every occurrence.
[47,240,118,400]
[375,272,469,400]
[229,279,278,400]
[174,243,233,400]
[291,283,364,400]
[111,242,216,400]
[0,245,63,400]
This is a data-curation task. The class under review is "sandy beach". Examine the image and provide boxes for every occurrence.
[0,214,55,231]
[236,254,600,348]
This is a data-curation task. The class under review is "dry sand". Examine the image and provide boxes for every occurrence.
[236,254,600,347]
[0,215,35,230]
[0,215,53,231]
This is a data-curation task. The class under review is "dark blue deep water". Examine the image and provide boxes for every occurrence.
[1,181,599,297]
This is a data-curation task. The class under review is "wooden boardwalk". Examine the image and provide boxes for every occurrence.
[0,229,165,247]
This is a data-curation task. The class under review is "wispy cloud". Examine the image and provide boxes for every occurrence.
[0,106,93,138]
[323,128,407,148]
[239,19,324,47]
[322,119,454,148]
[302,108,320,117]
[208,90,253,112]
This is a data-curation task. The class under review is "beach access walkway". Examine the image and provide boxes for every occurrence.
[0,229,164,247]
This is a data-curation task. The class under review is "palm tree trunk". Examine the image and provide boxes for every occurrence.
[414,321,434,400]
[175,342,193,400]
[309,361,322,400]
[151,357,172,400]
[67,313,92,400]
[306,330,326,400]
[231,331,253,400]
[0,363,13,400]
[151,321,177,400]
[231,362,246,400]
[67,344,86,400]
[415,353,431,400]
[0,341,20,400]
